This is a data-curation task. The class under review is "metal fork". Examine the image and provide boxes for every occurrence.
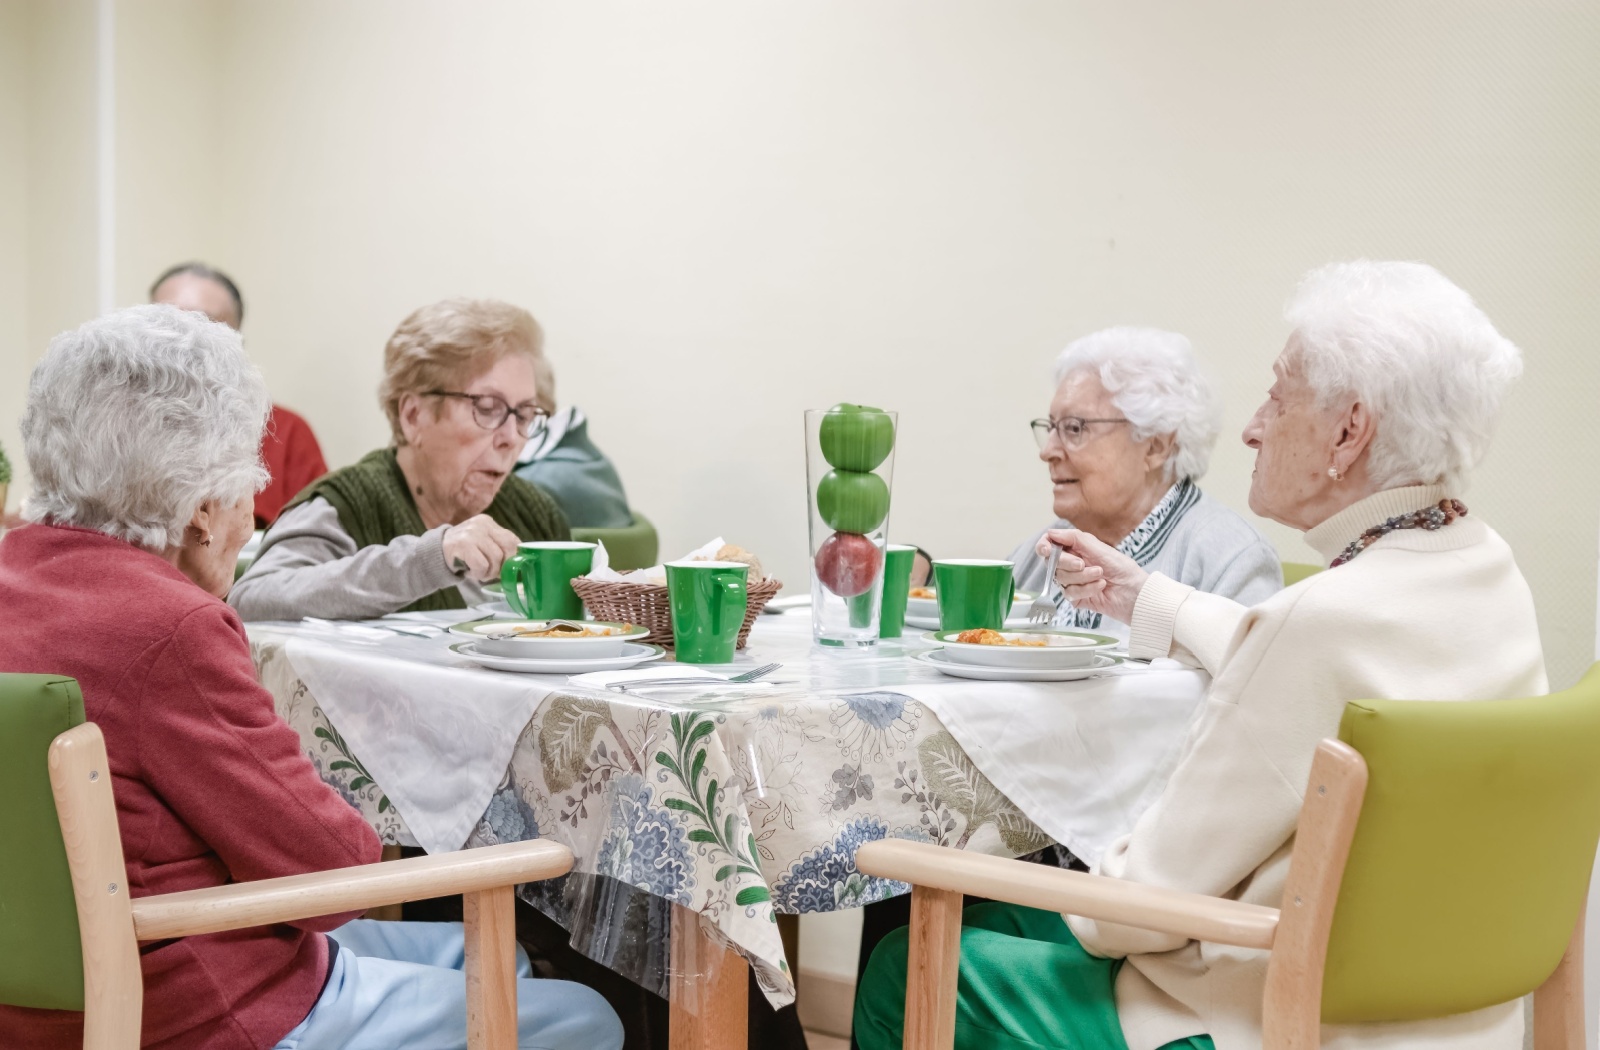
[1025,545,1063,623]
[606,662,782,692]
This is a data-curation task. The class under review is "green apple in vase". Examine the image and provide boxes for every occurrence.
[813,403,895,598]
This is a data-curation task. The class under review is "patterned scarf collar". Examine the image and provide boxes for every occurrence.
[1052,479,1200,629]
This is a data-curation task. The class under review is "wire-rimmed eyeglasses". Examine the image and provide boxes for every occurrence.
[1029,416,1130,450]
[428,391,549,438]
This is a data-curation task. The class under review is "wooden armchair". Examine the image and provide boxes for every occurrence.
[0,673,571,1050]
[859,667,1600,1049]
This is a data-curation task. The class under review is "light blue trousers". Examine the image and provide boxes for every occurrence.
[272,919,624,1050]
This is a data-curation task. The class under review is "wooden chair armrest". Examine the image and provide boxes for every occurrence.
[856,840,1278,950]
[131,840,572,941]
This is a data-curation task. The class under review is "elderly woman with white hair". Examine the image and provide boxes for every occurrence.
[1009,327,1280,637]
[0,306,621,1049]
[855,261,1544,1050]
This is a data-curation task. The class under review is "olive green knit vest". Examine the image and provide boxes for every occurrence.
[283,447,570,612]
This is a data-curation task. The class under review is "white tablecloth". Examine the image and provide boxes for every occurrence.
[254,611,1206,864]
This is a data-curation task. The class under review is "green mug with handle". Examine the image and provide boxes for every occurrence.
[665,560,749,663]
[500,541,597,620]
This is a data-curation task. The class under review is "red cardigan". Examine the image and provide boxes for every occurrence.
[0,524,381,1049]
[255,405,328,528]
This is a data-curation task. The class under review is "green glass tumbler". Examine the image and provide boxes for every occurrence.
[665,560,749,663]
[499,541,596,620]
[878,545,916,638]
[933,559,1013,632]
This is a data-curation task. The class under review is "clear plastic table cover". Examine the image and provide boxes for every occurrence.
[249,611,1205,1007]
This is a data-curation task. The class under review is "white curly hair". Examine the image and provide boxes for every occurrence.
[22,304,270,548]
[1052,326,1222,482]
[1283,260,1523,490]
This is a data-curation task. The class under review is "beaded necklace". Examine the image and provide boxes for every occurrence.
[1329,499,1468,568]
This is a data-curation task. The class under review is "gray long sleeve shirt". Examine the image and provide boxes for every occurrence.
[229,497,489,621]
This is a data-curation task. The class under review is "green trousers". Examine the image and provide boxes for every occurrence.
[853,902,1214,1050]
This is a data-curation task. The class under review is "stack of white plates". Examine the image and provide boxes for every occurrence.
[916,628,1120,681]
[447,618,663,674]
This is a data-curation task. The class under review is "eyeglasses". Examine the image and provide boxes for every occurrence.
[1029,416,1130,450]
[428,391,549,438]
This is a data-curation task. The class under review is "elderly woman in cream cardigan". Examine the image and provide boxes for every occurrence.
[854,260,1545,1050]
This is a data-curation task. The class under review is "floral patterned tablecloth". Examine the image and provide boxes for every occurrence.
[250,614,1199,1007]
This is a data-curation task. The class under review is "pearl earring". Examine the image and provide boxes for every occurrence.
[1327,466,1343,481]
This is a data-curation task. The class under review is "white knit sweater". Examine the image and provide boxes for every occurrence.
[1067,484,1547,1050]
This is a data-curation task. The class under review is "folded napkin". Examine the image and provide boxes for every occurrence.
[568,665,775,691]
[581,536,725,586]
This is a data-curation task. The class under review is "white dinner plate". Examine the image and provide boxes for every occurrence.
[904,591,1034,623]
[448,618,650,658]
[472,600,518,618]
[925,628,1119,669]
[450,640,666,674]
[914,649,1123,682]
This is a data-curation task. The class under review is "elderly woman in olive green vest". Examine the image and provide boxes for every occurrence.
[231,299,568,620]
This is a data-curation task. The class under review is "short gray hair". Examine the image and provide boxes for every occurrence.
[1053,327,1222,482]
[22,304,270,548]
[1284,261,1523,490]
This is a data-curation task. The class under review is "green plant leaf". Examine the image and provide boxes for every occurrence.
[686,718,716,751]
[735,886,770,906]
[687,829,718,844]
[663,797,705,819]
[537,696,610,793]
[917,731,1007,832]
[995,803,1051,856]
[714,864,737,882]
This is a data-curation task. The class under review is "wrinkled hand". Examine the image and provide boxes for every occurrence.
[442,515,520,582]
[1036,529,1149,626]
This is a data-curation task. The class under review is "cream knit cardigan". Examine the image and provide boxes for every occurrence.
[1067,484,1547,1050]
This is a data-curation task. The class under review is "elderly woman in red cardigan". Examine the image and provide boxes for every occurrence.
[0,305,620,1050]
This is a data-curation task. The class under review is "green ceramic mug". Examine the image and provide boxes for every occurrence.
[665,560,749,664]
[499,541,596,620]
[878,544,917,638]
[933,559,1014,632]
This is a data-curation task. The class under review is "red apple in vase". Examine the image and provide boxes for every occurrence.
[814,531,882,597]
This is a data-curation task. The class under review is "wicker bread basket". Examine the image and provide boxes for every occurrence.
[570,575,784,651]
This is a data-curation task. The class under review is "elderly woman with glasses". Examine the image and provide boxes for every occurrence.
[857,262,1543,1050]
[232,299,570,620]
[0,305,620,1048]
[1009,327,1281,636]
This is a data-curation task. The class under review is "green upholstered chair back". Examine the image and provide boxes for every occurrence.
[0,673,88,1011]
[1321,665,1600,1023]
[572,512,659,572]
[1281,561,1323,586]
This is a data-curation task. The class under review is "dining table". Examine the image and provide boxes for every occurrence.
[246,606,1209,1050]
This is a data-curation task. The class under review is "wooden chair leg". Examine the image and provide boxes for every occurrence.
[1533,900,1586,1050]
[464,884,518,1050]
[668,903,749,1050]
[903,886,963,1050]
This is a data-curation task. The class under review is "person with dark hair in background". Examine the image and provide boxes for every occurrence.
[151,262,328,528]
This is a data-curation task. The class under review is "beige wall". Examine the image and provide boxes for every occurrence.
[0,3,28,501]
[2,0,101,505]
[7,1,1599,688]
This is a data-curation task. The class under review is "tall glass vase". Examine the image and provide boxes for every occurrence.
[805,406,897,647]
